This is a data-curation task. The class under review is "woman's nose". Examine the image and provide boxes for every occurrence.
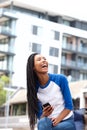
[42,58,46,62]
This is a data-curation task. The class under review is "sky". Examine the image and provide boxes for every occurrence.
[16,0,87,21]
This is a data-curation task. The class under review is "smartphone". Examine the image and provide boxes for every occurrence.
[43,103,51,107]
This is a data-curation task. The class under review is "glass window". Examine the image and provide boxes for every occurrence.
[0,38,9,52]
[50,30,60,40]
[32,43,41,53]
[48,64,58,74]
[0,56,6,70]
[54,31,60,40]
[32,25,42,36]
[0,38,9,44]
[49,47,59,57]
[12,103,26,116]
[32,25,38,35]
[0,20,10,26]
[63,20,70,26]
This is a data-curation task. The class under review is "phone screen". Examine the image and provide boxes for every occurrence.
[43,103,51,107]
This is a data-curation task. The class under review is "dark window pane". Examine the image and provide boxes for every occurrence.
[49,47,59,57]
[54,31,60,40]
[32,25,37,35]
[49,64,58,74]
[32,43,41,53]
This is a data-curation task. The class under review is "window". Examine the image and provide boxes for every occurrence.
[0,38,9,52]
[63,20,70,26]
[51,30,60,40]
[54,31,60,40]
[0,56,6,70]
[49,47,59,57]
[0,38,9,44]
[12,103,26,116]
[32,25,38,35]
[48,64,58,74]
[32,43,41,53]
[0,20,10,26]
[32,25,42,36]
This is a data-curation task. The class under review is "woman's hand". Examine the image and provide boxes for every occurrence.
[51,117,59,126]
[41,105,54,118]
[51,109,71,126]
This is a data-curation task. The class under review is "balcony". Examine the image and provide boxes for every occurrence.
[0,38,15,54]
[0,61,9,74]
[0,26,16,39]
[62,42,76,51]
[0,50,15,56]
[77,63,87,70]
[0,50,15,75]
[61,59,76,67]
[0,8,17,23]
[78,47,87,54]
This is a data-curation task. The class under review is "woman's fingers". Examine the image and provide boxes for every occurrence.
[43,106,54,116]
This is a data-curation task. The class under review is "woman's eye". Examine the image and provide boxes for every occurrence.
[43,57,46,60]
[36,57,46,61]
[37,58,41,61]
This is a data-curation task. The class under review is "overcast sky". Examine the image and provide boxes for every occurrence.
[19,0,87,21]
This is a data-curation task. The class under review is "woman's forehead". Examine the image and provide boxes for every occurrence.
[35,54,45,58]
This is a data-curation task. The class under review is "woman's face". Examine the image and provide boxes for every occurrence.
[33,54,48,74]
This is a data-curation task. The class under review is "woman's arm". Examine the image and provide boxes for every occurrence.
[51,108,71,126]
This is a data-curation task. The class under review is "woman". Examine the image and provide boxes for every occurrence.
[26,53,76,130]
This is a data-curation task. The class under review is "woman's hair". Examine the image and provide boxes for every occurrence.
[26,53,39,130]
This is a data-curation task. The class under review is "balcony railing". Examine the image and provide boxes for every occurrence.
[0,8,17,20]
[0,44,15,54]
[0,60,7,70]
[62,59,87,70]
[0,26,16,37]
[61,59,76,67]
[77,63,87,70]
[78,47,87,54]
[62,42,76,51]
[0,115,29,128]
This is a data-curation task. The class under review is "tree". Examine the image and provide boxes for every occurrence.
[0,75,10,106]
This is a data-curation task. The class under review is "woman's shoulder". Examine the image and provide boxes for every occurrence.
[48,73,67,83]
[49,73,67,79]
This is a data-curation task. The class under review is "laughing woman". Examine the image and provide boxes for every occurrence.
[26,53,76,130]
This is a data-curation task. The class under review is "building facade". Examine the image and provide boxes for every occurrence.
[0,0,87,88]
[0,5,17,79]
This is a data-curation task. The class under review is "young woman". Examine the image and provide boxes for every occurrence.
[26,53,76,130]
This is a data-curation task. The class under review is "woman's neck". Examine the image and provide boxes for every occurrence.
[38,73,49,86]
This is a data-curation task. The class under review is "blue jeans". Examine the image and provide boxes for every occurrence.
[37,116,76,130]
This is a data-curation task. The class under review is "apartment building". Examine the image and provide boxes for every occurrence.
[0,5,17,80]
[0,1,87,129]
[0,0,87,88]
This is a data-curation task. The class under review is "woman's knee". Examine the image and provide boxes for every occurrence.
[53,120,76,130]
[37,117,52,130]
[37,117,47,129]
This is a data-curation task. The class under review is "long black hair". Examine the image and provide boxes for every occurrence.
[26,53,39,130]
